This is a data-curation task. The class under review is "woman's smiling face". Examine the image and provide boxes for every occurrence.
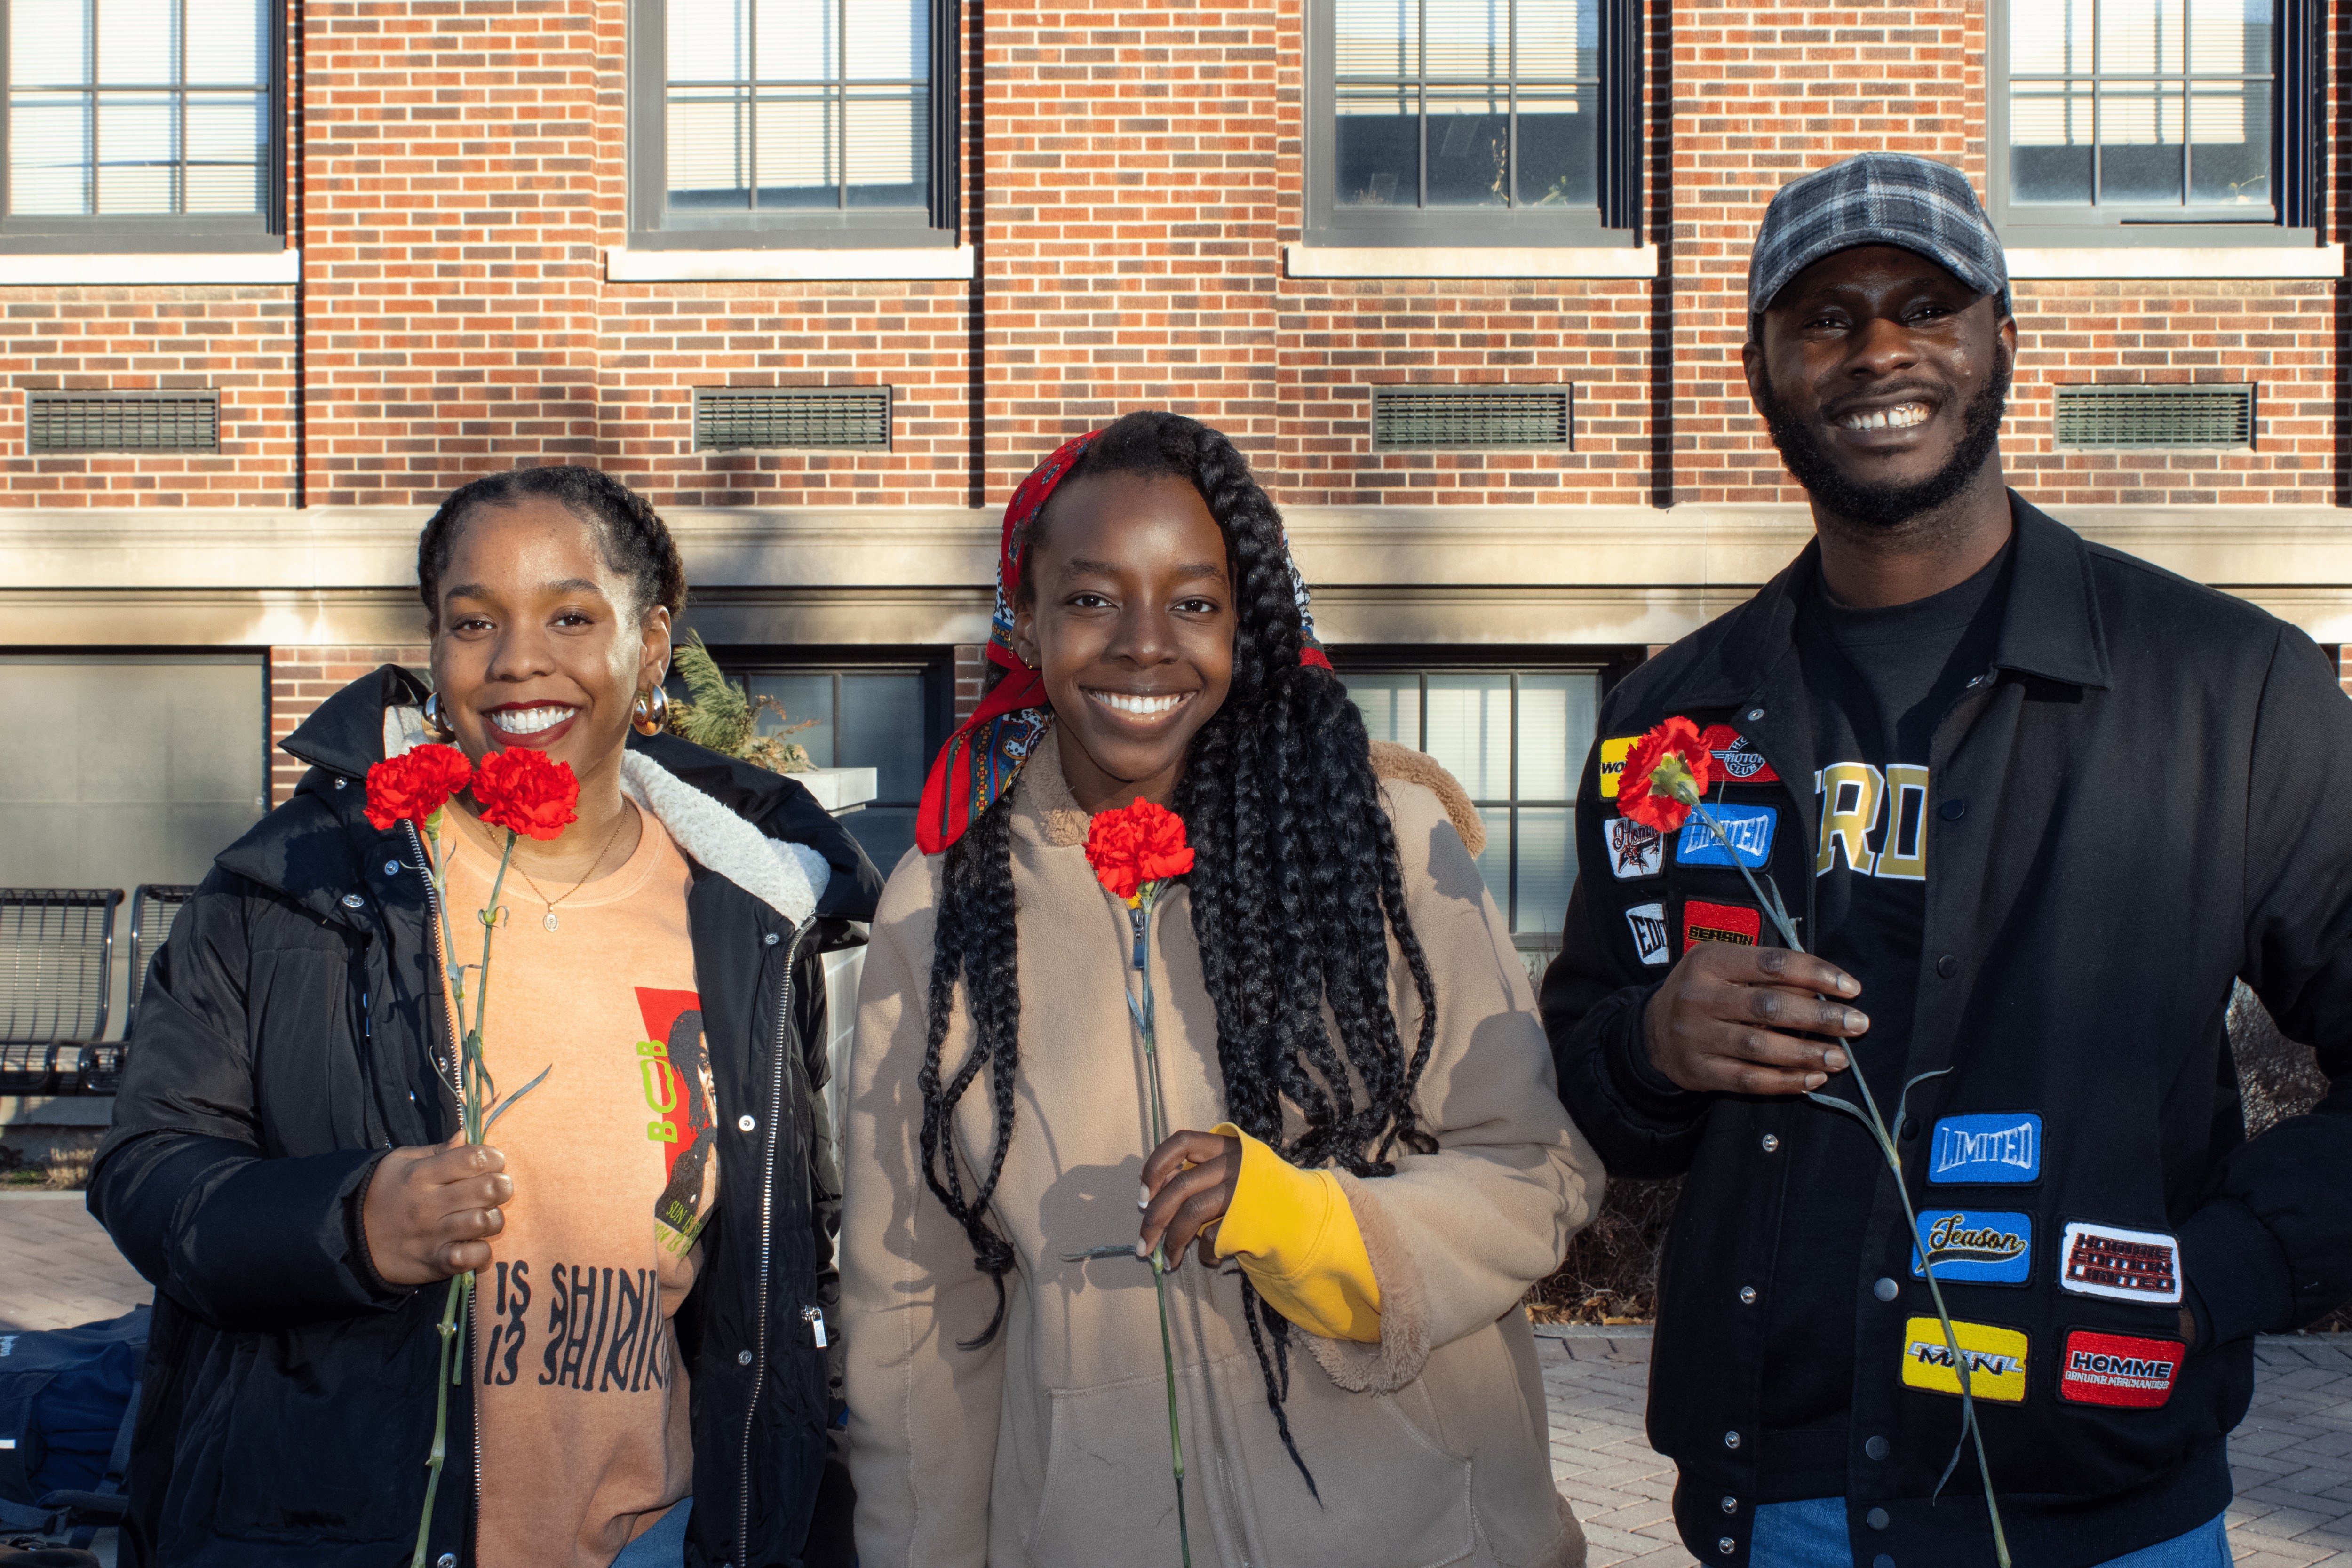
[1012,472,1235,814]
[428,494,670,788]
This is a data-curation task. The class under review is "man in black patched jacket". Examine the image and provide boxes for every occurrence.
[1541,152,2352,1568]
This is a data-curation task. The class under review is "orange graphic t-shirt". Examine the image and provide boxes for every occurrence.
[439,807,716,1568]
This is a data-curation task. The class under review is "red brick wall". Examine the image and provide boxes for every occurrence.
[0,0,2341,514]
[0,290,298,507]
[270,644,430,804]
[953,643,988,724]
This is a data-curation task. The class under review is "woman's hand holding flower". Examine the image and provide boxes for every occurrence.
[361,1138,515,1287]
[1138,1129,1242,1267]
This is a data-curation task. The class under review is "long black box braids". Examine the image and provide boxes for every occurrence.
[916,410,1442,1501]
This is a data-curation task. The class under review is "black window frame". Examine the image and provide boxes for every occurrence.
[627,0,961,251]
[670,644,954,868]
[1304,0,1642,249]
[0,0,288,253]
[1987,0,2324,246]
[1330,650,1611,972]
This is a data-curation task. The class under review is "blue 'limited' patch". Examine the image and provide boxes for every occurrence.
[1928,1113,2043,1185]
[1675,804,1778,868]
[1911,1209,2034,1285]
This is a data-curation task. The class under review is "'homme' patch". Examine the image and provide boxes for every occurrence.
[1625,902,1670,967]
[1598,736,1638,799]
[1898,1317,2029,1404]
[2058,1222,2181,1304]
[1929,1113,2042,1185]
[1605,816,1665,880]
[2059,1330,2185,1408]
[1910,1209,2033,1286]
[1683,899,1760,948]
[1697,724,1781,783]
[1676,804,1778,869]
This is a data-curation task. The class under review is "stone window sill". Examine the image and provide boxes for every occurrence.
[605,246,976,282]
[1283,243,1659,279]
[0,250,298,285]
[2007,245,2345,279]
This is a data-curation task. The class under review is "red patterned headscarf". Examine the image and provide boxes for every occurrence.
[914,430,1331,855]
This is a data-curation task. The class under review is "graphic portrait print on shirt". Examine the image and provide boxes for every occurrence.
[636,986,719,1258]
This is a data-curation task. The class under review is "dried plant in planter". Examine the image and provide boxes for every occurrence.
[665,632,818,774]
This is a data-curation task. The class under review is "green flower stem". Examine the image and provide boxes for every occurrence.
[408,827,522,1568]
[1676,787,2011,1568]
[1129,889,1193,1568]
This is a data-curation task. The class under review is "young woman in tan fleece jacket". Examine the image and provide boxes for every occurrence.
[840,412,1604,1568]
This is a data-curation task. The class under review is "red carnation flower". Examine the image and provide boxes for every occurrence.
[1084,797,1195,904]
[364,744,474,832]
[1618,716,1715,833]
[471,748,581,842]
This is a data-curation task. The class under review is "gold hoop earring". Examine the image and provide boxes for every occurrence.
[423,692,455,741]
[632,686,669,737]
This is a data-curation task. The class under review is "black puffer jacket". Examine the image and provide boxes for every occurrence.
[88,666,883,1568]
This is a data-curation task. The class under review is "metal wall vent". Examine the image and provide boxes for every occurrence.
[1371,385,1572,450]
[694,387,892,452]
[29,390,219,453]
[2053,384,2254,450]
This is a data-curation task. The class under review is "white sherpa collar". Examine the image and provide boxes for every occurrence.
[384,705,829,927]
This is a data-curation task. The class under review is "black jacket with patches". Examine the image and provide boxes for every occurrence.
[87,667,883,1568]
[1541,499,2352,1568]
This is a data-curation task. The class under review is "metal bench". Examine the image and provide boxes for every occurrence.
[83,883,201,1093]
[0,889,122,1095]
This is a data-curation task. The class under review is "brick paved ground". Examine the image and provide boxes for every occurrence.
[1538,1326,2352,1568]
[4,1197,2347,1566]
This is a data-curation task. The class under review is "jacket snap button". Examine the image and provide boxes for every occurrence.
[1719,1539,1736,1555]
[1935,954,1959,979]
[763,931,780,946]
[1721,1495,1738,1514]
[738,1349,753,1365]
[1874,1557,1896,1568]
[1939,799,1965,821]
[1866,1435,1891,1461]
[437,1556,457,1568]
[1739,1285,1757,1305]
[342,893,365,909]
[1760,1133,1779,1153]
[384,860,401,875]
[738,1114,756,1133]
[1746,708,1764,722]
[1873,1277,1899,1301]
[1723,1430,1740,1449]
[1867,1507,1891,1530]
[1899,1117,1920,1141]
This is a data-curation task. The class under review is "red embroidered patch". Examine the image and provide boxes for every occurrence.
[1684,900,1761,948]
[1697,724,1781,784]
[2058,1330,2185,1408]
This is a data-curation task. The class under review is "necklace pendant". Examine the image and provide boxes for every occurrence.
[542,911,560,933]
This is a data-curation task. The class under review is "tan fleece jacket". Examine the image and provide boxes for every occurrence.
[841,729,1603,1568]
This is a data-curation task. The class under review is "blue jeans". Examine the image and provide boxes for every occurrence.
[608,1499,691,1568]
[1751,1497,2227,1568]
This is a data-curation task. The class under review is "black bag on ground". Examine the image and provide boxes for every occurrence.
[0,1307,145,1536]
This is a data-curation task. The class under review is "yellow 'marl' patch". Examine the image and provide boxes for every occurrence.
[1899,1317,2029,1404]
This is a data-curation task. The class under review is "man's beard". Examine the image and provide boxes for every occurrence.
[1758,343,2012,528]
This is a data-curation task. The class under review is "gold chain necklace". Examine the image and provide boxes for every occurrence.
[509,806,634,932]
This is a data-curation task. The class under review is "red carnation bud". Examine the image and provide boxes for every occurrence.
[1083,797,1195,904]
[364,744,475,833]
[471,748,581,841]
[1618,716,1715,834]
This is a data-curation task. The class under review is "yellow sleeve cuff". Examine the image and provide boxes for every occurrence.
[1208,1123,1383,1343]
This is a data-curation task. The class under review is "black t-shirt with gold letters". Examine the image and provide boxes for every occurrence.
[1755,541,2013,1498]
